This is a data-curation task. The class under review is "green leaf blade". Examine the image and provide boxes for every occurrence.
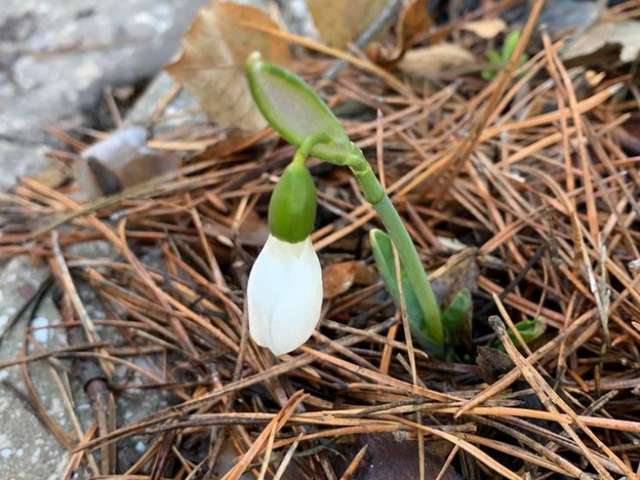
[369,229,443,356]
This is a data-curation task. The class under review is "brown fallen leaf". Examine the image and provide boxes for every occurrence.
[322,260,366,299]
[563,20,640,64]
[398,43,475,78]
[476,345,513,383]
[367,0,432,67]
[166,1,291,131]
[353,263,379,286]
[306,0,388,49]
[461,18,506,39]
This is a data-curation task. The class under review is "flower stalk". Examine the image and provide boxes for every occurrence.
[342,146,444,347]
[246,52,446,356]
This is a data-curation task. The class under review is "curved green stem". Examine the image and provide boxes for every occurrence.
[244,54,444,354]
[292,133,332,167]
[346,148,444,348]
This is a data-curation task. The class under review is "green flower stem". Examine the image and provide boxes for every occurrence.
[347,150,444,347]
[292,133,331,167]
[244,55,444,352]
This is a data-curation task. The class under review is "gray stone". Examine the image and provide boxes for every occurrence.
[0,0,210,188]
[0,140,49,191]
[0,256,69,480]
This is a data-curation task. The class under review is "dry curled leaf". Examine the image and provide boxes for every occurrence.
[564,20,640,64]
[461,18,506,39]
[73,126,180,201]
[166,1,291,131]
[367,0,431,67]
[430,248,479,304]
[399,43,475,78]
[307,0,388,49]
[322,260,366,299]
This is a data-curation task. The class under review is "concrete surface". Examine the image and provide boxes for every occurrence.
[0,256,69,480]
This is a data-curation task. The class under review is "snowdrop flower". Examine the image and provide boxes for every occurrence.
[247,156,323,355]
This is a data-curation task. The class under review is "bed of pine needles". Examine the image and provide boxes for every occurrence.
[2,2,640,479]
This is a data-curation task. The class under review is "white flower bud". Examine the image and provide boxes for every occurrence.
[247,234,322,355]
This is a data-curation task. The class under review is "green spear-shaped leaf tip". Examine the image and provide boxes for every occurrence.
[490,317,546,350]
[502,30,521,64]
[246,52,355,165]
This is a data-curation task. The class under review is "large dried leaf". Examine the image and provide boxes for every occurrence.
[166,1,291,131]
[306,0,388,49]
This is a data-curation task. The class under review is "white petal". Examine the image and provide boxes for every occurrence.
[247,235,322,355]
[247,235,286,347]
[267,238,322,355]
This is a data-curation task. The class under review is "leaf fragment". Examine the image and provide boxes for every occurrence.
[399,43,475,78]
[306,0,388,49]
[367,0,431,67]
[322,260,366,299]
[461,18,506,39]
[166,1,291,131]
[564,20,640,64]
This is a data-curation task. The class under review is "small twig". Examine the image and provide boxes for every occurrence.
[0,276,52,349]
[271,433,303,480]
[50,231,114,379]
[338,444,368,480]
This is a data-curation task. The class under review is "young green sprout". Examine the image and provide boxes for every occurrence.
[245,52,454,358]
[244,53,548,360]
[482,30,528,81]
